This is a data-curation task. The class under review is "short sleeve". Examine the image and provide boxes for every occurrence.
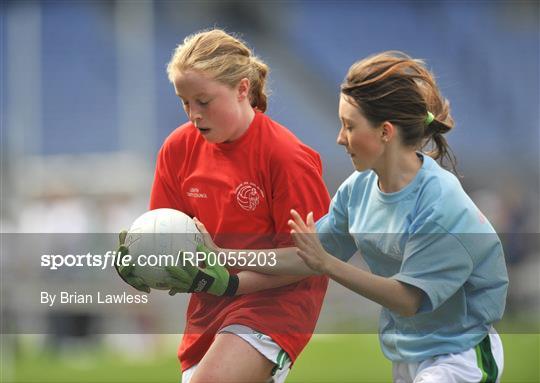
[149,143,188,212]
[316,181,358,262]
[392,220,473,313]
[270,149,331,247]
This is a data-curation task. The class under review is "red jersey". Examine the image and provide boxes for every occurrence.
[150,111,330,371]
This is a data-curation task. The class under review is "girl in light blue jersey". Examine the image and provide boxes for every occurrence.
[195,51,508,382]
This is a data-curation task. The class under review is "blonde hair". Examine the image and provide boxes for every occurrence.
[167,29,270,112]
[342,51,456,171]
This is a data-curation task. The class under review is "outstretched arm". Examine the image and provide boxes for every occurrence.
[194,218,317,276]
[165,252,310,296]
[289,210,423,317]
[193,214,422,315]
[235,272,306,294]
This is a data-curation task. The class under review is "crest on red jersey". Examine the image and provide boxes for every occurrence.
[235,182,265,211]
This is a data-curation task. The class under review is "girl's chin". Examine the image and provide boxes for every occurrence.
[200,133,221,143]
[351,159,369,172]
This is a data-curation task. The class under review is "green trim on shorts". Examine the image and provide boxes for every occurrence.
[271,349,290,376]
[277,349,286,368]
[475,335,498,383]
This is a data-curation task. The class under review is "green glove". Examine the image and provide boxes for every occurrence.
[165,244,239,297]
[115,230,151,293]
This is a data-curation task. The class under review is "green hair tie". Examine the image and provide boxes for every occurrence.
[425,111,435,126]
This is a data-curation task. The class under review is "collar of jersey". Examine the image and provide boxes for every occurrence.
[374,152,428,203]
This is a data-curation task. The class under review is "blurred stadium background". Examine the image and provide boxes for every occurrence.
[1,1,539,382]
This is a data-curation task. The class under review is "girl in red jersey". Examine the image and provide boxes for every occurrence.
[120,29,330,382]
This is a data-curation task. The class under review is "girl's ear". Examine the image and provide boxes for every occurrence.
[237,78,250,101]
[381,121,396,143]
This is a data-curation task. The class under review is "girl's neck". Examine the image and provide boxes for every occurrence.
[375,149,422,193]
[227,104,255,142]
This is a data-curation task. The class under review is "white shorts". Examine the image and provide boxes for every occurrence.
[181,324,291,383]
[392,331,504,383]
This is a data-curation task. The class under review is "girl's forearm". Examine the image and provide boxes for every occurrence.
[324,256,423,317]
[235,272,307,294]
[219,247,316,276]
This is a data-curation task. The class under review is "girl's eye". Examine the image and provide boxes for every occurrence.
[197,100,209,106]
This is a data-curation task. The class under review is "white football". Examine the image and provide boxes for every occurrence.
[124,208,202,290]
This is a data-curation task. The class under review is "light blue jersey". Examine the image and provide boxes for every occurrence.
[316,153,508,362]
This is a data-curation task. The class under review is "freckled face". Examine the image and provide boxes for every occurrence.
[337,94,384,171]
[173,70,245,143]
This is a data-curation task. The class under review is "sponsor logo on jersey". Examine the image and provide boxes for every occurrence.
[187,187,208,199]
[387,243,403,260]
[235,182,265,211]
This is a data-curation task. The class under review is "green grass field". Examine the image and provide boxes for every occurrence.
[4,334,539,382]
